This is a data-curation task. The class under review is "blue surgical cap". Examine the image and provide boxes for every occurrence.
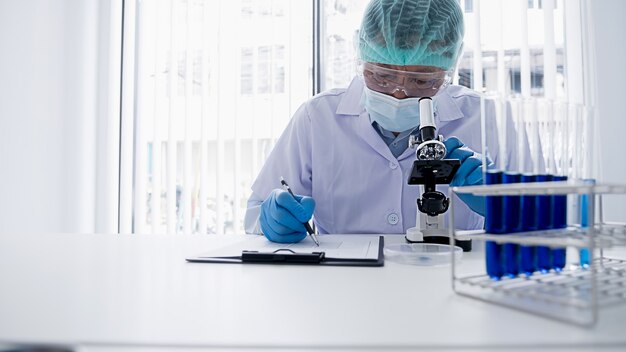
[358,0,465,70]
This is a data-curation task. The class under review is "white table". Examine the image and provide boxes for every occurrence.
[1,233,625,351]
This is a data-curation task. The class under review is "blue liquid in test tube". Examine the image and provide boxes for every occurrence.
[579,192,591,268]
[551,175,568,271]
[520,174,538,275]
[485,170,505,280]
[535,174,554,273]
[502,172,521,277]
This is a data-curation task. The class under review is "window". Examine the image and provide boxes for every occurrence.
[240,45,285,95]
[121,0,312,234]
[528,0,555,10]
[320,0,369,91]
[320,0,565,97]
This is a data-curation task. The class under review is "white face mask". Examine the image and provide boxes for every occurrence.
[362,87,421,132]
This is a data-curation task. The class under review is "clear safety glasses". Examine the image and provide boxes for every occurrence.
[360,62,452,98]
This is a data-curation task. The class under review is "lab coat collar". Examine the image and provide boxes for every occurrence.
[433,87,464,122]
[335,77,464,123]
[335,77,367,116]
[355,110,398,163]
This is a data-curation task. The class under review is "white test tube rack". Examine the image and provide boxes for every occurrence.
[449,181,626,327]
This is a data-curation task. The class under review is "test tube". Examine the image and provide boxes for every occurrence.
[483,93,506,280]
[519,98,540,275]
[551,101,569,271]
[578,105,596,268]
[502,97,524,277]
[535,99,555,273]
[579,180,594,268]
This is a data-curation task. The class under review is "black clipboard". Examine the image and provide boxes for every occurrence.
[186,236,384,267]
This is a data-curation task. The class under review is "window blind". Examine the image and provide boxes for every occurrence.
[121,0,312,234]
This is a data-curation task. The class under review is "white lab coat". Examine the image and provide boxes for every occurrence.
[245,77,523,235]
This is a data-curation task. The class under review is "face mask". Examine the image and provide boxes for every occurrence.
[362,87,421,132]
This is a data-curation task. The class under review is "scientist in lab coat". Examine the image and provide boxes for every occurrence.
[245,0,510,243]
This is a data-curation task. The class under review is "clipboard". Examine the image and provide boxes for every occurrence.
[186,235,384,267]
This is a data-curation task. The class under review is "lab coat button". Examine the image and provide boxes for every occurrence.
[387,213,399,225]
[389,161,398,169]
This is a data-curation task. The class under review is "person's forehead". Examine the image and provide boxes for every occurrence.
[375,63,443,73]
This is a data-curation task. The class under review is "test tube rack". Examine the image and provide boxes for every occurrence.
[450,181,626,327]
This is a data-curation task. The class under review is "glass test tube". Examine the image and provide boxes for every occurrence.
[519,98,541,275]
[551,101,569,271]
[483,93,506,280]
[502,173,521,277]
[579,194,591,267]
[578,105,596,268]
[535,99,555,273]
[485,170,504,279]
[535,173,554,273]
[520,172,537,275]
[502,97,524,277]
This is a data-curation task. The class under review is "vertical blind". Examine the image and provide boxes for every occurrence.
[120,0,312,234]
[120,0,595,234]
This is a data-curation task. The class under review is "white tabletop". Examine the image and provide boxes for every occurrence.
[1,233,625,351]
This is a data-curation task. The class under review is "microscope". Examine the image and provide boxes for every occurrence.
[405,97,472,251]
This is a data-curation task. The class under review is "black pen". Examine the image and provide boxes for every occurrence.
[280,177,320,246]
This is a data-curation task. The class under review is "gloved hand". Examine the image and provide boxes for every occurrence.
[260,189,316,243]
[443,137,492,216]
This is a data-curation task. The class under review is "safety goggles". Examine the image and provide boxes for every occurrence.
[360,62,452,98]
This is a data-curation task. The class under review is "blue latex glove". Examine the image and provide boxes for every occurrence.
[444,137,492,216]
[259,189,316,243]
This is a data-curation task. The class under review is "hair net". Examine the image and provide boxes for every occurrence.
[358,0,465,70]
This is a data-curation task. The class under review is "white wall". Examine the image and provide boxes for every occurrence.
[0,1,101,234]
[591,0,626,222]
